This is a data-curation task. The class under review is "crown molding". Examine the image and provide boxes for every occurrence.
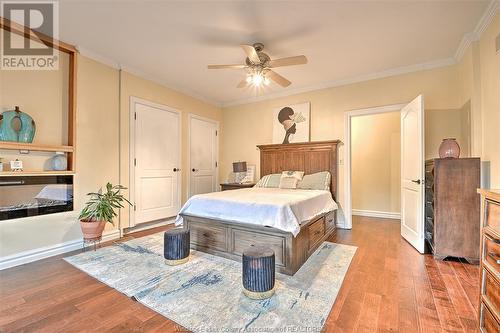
[223,1,499,107]
[75,45,121,69]
[454,32,476,62]
[454,0,499,62]
[119,64,221,107]
[75,46,222,108]
[75,0,499,108]
[474,0,499,37]
[221,57,455,107]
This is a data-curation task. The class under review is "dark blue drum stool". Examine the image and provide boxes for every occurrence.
[164,228,190,266]
[242,246,275,299]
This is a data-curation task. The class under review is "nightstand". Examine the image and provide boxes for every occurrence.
[220,183,256,191]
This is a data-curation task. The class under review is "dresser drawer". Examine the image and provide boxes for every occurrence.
[484,271,500,315]
[189,222,227,252]
[231,229,285,266]
[484,235,500,271]
[308,217,325,250]
[481,302,500,333]
[486,200,500,230]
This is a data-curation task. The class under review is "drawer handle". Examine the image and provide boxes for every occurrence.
[487,252,500,264]
[313,230,321,236]
[202,232,211,238]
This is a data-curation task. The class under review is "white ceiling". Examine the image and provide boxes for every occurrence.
[57,0,492,106]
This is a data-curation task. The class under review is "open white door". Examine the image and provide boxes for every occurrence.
[133,100,181,225]
[400,95,425,253]
[189,115,218,197]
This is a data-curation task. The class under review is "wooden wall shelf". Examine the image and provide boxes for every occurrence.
[0,142,74,153]
[0,18,77,174]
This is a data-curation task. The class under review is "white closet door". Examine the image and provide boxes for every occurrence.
[400,95,425,253]
[134,101,181,225]
[189,115,218,197]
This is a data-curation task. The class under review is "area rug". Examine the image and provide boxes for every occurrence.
[65,232,356,332]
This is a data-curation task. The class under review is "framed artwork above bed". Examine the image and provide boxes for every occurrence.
[272,102,310,144]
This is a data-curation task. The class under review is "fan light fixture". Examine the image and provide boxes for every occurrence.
[246,72,270,87]
[207,43,307,89]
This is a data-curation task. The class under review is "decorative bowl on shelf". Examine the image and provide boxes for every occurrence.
[51,152,67,171]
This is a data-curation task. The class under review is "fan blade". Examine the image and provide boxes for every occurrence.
[266,70,291,87]
[207,64,247,69]
[268,55,307,68]
[241,44,261,64]
[237,79,249,88]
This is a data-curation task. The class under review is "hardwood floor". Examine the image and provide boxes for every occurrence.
[0,217,479,332]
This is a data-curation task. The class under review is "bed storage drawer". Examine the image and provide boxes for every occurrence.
[308,217,325,250]
[231,229,286,266]
[325,211,336,232]
[189,222,227,252]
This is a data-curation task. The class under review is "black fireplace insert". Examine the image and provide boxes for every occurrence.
[0,175,73,221]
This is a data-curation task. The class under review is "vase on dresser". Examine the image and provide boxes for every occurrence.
[438,138,460,158]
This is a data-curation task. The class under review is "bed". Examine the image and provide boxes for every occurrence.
[178,140,341,275]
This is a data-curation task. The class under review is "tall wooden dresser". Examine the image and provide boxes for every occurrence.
[424,158,480,263]
[478,189,500,332]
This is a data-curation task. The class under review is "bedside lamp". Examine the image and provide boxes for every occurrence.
[233,161,247,184]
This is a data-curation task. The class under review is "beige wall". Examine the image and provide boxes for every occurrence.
[118,71,222,229]
[455,12,500,188]
[1,13,498,260]
[0,25,221,260]
[352,112,400,213]
[425,108,470,159]
[221,65,460,224]
[479,13,500,188]
[0,49,70,171]
[0,55,120,257]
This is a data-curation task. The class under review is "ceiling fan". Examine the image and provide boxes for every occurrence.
[207,43,307,88]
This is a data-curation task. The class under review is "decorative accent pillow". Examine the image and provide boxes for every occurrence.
[254,174,281,188]
[297,171,331,191]
[279,171,305,189]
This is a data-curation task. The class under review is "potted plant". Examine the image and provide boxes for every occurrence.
[79,183,132,240]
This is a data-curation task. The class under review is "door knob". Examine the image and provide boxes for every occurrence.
[192,168,199,172]
[173,168,180,172]
[411,179,421,184]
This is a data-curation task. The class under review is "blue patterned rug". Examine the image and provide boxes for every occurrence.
[65,232,356,332]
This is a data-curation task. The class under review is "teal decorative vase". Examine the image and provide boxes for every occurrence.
[0,106,36,143]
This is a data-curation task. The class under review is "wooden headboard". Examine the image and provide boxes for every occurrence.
[256,140,341,200]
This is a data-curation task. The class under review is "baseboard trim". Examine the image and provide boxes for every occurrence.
[352,209,401,220]
[0,230,121,271]
[123,217,175,235]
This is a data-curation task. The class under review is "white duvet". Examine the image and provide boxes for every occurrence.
[175,187,338,236]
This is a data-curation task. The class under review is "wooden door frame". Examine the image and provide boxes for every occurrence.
[129,96,182,228]
[187,113,220,198]
[343,103,406,229]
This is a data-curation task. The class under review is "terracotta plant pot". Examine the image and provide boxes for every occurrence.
[80,219,107,240]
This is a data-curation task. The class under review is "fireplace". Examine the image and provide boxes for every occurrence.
[0,176,73,221]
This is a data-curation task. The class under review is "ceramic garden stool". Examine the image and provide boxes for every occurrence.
[242,246,276,300]
[164,228,190,266]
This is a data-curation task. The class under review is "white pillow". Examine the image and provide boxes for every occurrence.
[254,174,281,188]
[297,171,331,191]
[279,171,304,189]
